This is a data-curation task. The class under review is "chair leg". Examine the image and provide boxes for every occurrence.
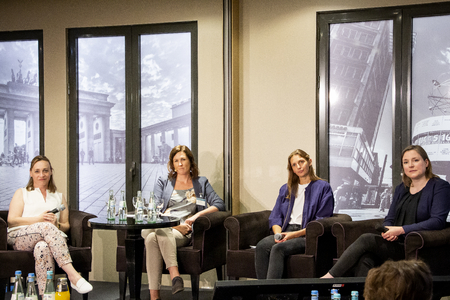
[81,272,89,300]
[216,266,223,281]
[0,278,7,300]
[190,274,200,300]
[119,272,127,300]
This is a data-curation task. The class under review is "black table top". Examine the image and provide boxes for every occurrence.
[89,215,179,230]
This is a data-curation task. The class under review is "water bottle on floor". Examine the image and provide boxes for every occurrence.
[11,270,24,300]
[43,271,55,300]
[25,273,38,300]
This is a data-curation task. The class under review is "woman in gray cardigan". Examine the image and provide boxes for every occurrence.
[142,145,225,300]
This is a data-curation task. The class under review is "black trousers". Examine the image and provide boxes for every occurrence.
[329,233,405,277]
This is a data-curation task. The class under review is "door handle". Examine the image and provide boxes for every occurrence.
[130,161,136,177]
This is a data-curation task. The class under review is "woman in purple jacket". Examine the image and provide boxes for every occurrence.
[322,145,450,278]
[255,149,334,279]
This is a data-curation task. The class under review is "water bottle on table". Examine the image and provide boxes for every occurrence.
[148,191,156,222]
[106,189,116,220]
[133,190,144,222]
[118,190,127,221]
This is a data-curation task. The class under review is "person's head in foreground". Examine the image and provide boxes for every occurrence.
[364,259,433,300]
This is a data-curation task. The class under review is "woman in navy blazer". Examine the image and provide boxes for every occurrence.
[142,145,225,300]
[322,145,450,278]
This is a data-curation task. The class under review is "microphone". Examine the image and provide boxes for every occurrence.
[274,233,283,241]
[375,224,388,233]
[48,204,65,214]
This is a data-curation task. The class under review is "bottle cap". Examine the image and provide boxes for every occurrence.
[311,290,319,295]
[15,270,21,275]
[351,291,359,296]
[28,273,35,277]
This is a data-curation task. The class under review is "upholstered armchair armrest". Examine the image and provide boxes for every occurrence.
[192,211,231,251]
[405,225,450,259]
[224,210,272,250]
[304,213,352,256]
[0,216,7,250]
[332,218,383,258]
[68,210,97,248]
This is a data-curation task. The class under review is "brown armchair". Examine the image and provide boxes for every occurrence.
[332,219,450,276]
[0,209,96,300]
[116,210,231,300]
[224,211,352,279]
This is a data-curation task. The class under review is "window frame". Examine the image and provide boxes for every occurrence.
[67,22,198,210]
[317,2,450,191]
[0,30,44,156]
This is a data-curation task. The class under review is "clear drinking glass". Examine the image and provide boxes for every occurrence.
[143,197,149,216]
[132,197,138,211]
[155,198,164,219]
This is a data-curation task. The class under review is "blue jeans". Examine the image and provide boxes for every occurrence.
[255,224,305,279]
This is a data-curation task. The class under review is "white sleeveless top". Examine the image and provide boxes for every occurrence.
[8,188,63,233]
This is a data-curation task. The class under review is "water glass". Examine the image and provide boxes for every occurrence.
[155,198,164,219]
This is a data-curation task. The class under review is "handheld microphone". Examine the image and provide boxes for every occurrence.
[48,204,65,214]
[274,233,283,241]
[375,224,388,233]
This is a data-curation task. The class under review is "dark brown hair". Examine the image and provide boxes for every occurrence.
[364,260,433,300]
[167,145,199,180]
[401,145,437,187]
[286,149,321,199]
[26,155,57,193]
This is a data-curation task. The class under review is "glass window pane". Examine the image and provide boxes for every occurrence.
[140,33,191,197]
[0,40,40,210]
[77,37,125,218]
[411,15,450,184]
[329,21,393,220]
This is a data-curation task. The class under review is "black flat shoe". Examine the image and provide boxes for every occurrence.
[172,276,184,294]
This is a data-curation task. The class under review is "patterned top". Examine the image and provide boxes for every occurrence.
[165,188,197,223]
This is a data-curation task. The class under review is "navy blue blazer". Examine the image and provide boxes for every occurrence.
[384,177,450,234]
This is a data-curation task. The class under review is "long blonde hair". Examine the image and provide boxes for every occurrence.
[286,149,321,199]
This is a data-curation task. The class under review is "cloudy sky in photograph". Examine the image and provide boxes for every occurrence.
[78,32,191,130]
[412,15,450,127]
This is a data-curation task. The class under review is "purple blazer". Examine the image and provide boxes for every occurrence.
[268,179,334,231]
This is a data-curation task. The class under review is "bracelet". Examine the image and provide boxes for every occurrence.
[57,222,61,229]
